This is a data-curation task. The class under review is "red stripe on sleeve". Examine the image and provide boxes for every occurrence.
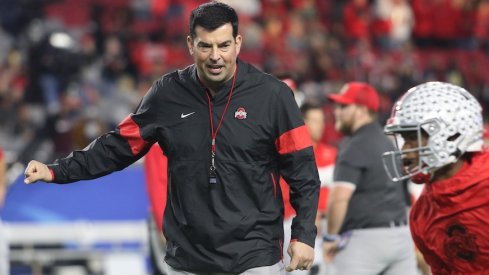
[48,168,55,182]
[118,115,149,156]
[275,125,312,155]
[144,144,167,232]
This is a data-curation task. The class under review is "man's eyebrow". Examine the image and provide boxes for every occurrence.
[197,41,211,47]
[197,40,232,47]
[218,40,232,46]
[402,132,418,139]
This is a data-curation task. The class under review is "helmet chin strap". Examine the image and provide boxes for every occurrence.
[410,170,432,184]
[410,162,437,184]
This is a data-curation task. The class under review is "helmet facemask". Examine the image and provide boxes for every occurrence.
[383,119,458,183]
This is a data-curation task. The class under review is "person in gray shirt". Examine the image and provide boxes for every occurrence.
[323,82,417,275]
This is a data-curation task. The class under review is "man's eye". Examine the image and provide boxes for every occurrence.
[405,136,418,142]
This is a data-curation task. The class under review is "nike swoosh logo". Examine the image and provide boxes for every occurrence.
[181,112,195,118]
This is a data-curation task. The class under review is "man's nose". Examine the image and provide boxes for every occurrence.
[401,142,419,160]
[210,47,220,61]
[401,140,416,150]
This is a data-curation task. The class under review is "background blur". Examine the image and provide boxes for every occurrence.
[0,0,488,274]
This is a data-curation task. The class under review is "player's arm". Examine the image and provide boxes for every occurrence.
[327,183,355,235]
[323,154,360,262]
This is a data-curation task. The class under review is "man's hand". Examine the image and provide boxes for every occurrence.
[322,240,339,263]
[24,160,53,184]
[286,241,314,272]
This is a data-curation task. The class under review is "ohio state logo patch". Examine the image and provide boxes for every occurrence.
[234,107,247,120]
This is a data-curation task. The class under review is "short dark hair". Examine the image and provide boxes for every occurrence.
[300,102,323,117]
[189,1,239,39]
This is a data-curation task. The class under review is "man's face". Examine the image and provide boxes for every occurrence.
[333,103,357,135]
[304,109,325,143]
[187,23,242,90]
[398,131,429,175]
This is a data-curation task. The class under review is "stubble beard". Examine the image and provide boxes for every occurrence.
[336,120,352,135]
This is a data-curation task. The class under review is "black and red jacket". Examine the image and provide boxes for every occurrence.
[48,59,320,273]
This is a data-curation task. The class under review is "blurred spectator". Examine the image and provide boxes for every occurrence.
[0,27,13,64]
[411,0,435,48]
[320,102,343,148]
[101,35,136,88]
[430,0,464,48]
[278,74,305,107]
[71,107,108,150]
[374,0,414,50]
[475,0,489,53]
[343,0,373,46]
[286,12,309,52]
[219,0,261,17]
[453,0,479,50]
[0,48,26,111]
[26,31,81,115]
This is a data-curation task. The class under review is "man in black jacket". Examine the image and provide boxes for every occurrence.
[24,2,320,274]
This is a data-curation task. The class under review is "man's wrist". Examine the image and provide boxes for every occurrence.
[322,234,340,242]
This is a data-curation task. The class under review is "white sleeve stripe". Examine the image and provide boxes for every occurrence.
[333,181,357,191]
[318,165,334,188]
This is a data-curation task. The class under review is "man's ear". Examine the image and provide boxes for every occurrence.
[186,36,194,55]
[235,34,242,55]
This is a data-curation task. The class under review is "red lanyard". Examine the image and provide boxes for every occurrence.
[205,65,238,155]
[203,65,237,183]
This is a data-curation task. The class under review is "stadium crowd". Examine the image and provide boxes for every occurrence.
[0,0,489,170]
